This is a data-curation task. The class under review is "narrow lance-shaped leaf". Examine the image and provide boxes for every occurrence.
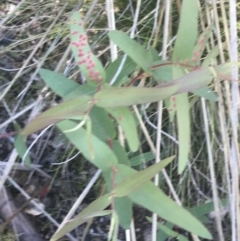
[14,133,31,166]
[95,85,178,108]
[130,152,155,166]
[70,12,106,86]
[156,67,215,94]
[172,65,190,174]
[57,120,118,171]
[189,26,212,66]
[176,93,190,174]
[156,222,189,241]
[21,95,92,136]
[103,141,132,230]
[173,0,198,61]
[90,106,116,142]
[108,30,153,73]
[114,165,212,239]
[113,156,174,197]
[105,107,139,152]
[106,56,137,86]
[50,194,112,241]
[152,62,218,101]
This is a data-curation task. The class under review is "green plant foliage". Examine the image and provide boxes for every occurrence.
[111,140,130,166]
[103,169,133,230]
[90,106,116,141]
[202,45,222,67]
[70,12,106,86]
[39,69,97,99]
[105,107,139,152]
[19,8,231,240]
[108,211,119,241]
[156,222,189,241]
[50,194,112,241]
[189,199,228,224]
[156,67,215,94]
[105,56,137,86]
[108,30,153,73]
[112,197,132,229]
[95,86,178,108]
[170,0,199,174]
[152,62,218,101]
[176,94,190,173]
[21,95,92,136]
[130,151,155,166]
[172,0,198,61]
[152,199,228,240]
[114,164,212,239]
[189,26,212,65]
[104,141,133,229]
[14,132,31,166]
[57,120,118,171]
[113,156,174,197]
[193,86,218,101]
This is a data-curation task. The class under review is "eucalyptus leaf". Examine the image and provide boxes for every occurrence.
[50,194,112,241]
[21,95,92,136]
[70,12,106,85]
[130,152,155,166]
[106,56,137,86]
[118,167,212,239]
[105,107,139,152]
[90,106,116,141]
[57,120,118,171]
[173,0,198,61]
[113,156,174,197]
[14,133,31,166]
[39,68,96,99]
[95,86,178,108]
[108,30,153,73]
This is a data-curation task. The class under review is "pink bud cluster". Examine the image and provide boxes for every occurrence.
[191,31,208,62]
[71,25,102,83]
[171,96,176,108]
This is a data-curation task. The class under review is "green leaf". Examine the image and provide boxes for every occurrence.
[156,67,214,94]
[95,85,178,108]
[215,63,235,80]
[152,62,217,101]
[113,197,132,230]
[156,222,189,241]
[39,69,80,96]
[70,12,106,86]
[202,45,221,67]
[108,30,153,73]
[112,140,130,166]
[14,133,31,166]
[21,95,92,136]
[105,107,139,152]
[116,167,212,239]
[106,56,137,86]
[57,120,118,171]
[106,141,133,229]
[173,0,198,61]
[90,106,116,141]
[50,194,112,241]
[39,68,96,99]
[189,26,212,65]
[130,152,155,166]
[147,46,160,62]
[151,60,173,82]
[189,199,228,224]
[176,93,190,174]
[113,156,174,197]
[193,87,218,101]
